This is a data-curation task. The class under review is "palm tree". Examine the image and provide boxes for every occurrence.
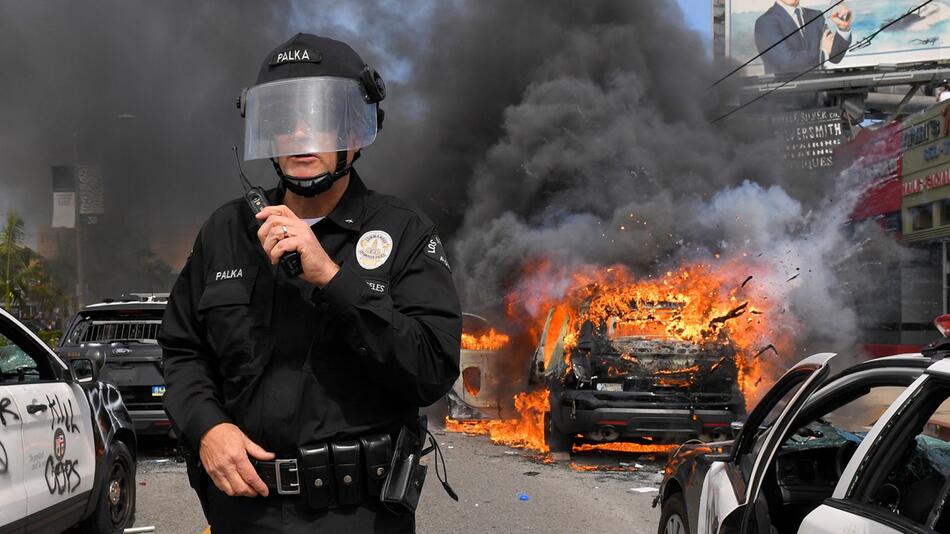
[1,213,25,309]
[0,212,67,318]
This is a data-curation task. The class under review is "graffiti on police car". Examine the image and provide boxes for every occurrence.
[28,451,45,471]
[0,396,19,426]
[0,440,8,475]
[47,394,80,434]
[44,427,81,494]
[45,457,81,494]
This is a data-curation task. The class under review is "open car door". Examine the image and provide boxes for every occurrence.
[697,352,837,534]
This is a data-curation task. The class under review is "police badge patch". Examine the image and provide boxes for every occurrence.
[54,428,66,461]
[423,234,451,272]
[356,230,393,270]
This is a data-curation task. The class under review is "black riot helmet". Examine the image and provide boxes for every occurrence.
[237,33,386,197]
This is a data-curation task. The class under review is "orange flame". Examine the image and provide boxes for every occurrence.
[461,328,511,351]
[573,443,676,454]
[506,259,796,406]
[445,390,551,453]
[448,255,798,455]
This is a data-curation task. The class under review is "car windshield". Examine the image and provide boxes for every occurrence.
[65,310,164,345]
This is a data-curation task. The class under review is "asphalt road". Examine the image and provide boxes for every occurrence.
[130,429,665,534]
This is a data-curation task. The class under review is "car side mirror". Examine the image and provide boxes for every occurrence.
[69,358,98,384]
[731,420,744,438]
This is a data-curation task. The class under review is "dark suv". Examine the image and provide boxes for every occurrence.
[58,295,170,437]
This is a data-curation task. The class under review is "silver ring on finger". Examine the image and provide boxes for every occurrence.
[281,225,289,239]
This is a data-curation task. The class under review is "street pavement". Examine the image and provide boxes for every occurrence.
[130,428,665,534]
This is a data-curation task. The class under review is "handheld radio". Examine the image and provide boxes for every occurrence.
[232,147,304,277]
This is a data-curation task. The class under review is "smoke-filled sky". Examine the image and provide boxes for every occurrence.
[1,1,710,259]
[0,1,900,354]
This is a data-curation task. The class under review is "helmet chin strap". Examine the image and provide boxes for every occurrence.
[273,150,359,198]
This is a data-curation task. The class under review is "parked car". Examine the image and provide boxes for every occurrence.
[57,295,170,437]
[796,330,950,533]
[654,349,937,534]
[0,306,136,533]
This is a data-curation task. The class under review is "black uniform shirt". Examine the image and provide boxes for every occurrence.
[158,172,462,455]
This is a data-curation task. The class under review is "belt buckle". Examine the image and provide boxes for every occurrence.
[275,459,300,495]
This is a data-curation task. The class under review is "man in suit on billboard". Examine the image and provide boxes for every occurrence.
[754,1,854,75]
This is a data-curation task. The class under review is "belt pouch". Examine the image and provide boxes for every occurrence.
[380,422,426,514]
[298,444,332,511]
[331,441,363,507]
[360,434,392,496]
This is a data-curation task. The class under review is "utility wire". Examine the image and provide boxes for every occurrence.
[710,0,844,88]
[711,0,935,124]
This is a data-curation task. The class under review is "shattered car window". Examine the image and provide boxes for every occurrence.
[783,386,906,449]
[860,393,950,529]
[902,435,950,482]
[0,333,41,383]
[784,420,862,449]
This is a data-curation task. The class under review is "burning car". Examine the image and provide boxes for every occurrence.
[534,297,746,452]
[446,264,782,455]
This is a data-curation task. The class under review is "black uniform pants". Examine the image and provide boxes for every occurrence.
[206,483,415,534]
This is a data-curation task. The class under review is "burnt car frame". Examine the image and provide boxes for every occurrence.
[654,352,944,534]
[532,300,745,451]
[58,296,170,437]
[447,313,522,421]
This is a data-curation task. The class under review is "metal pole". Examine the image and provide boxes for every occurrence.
[944,241,948,314]
[74,134,83,310]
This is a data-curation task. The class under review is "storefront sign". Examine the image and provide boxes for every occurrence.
[772,107,847,171]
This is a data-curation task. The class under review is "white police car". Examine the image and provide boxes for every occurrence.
[0,307,137,533]
[656,314,950,534]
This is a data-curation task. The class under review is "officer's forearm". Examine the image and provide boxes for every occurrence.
[163,351,232,450]
[314,263,461,405]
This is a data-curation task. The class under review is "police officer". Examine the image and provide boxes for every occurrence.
[158,33,462,533]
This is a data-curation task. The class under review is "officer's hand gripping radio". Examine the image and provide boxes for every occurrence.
[232,147,303,278]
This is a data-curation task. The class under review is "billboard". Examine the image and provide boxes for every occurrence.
[727,0,950,76]
[77,165,104,224]
[51,165,75,229]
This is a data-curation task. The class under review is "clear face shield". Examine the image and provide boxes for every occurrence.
[243,77,378,161]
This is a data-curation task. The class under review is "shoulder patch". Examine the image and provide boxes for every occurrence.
[423,234,451,272]
[356,230,393,270]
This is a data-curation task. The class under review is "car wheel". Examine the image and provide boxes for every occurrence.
[544,411,574,453]
[658,492,689,534]
[80,440,136,534]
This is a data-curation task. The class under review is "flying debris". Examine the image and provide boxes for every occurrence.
[709,302,749,325]
[786,273,800,282]
[754,344,779,359]
[740,275,753,288]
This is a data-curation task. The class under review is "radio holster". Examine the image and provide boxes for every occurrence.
[380,417,427,514]
[380,415,459,514]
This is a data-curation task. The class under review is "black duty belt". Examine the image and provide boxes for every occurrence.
[251,435,393,510]
[253,458,303,495]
